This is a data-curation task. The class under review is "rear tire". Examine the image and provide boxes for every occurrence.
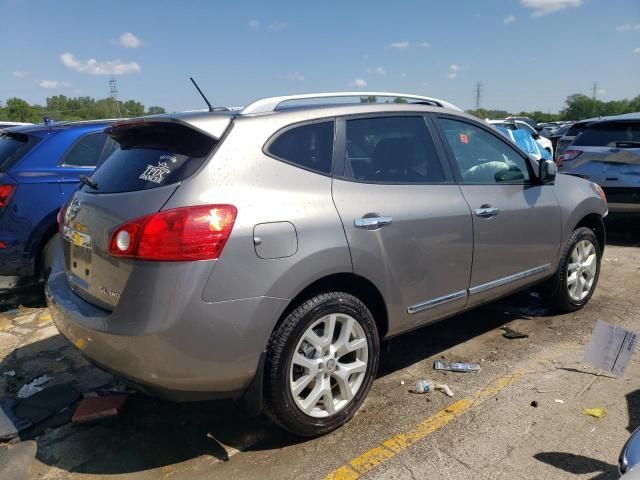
[264,292,379,437]
[40,233,60,281]
[541,227,601,312]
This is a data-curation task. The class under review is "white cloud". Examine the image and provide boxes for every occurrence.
[417,42,431,48]
[447,64,460,79]
[422,81,428,86]
[269,21,288,31]
[119,32,141,49]
[504,14,516,24]
[374,66,386,76]
[284,72,304,81]
[635,47,640,54]
[617,24,640,32]
[597,88,606,96]
[39,80,71,89]
[349,78,367,87]
[12,70,29,78]
[520,0,583,17]
[60,53,141,76]
[248,19,260,28]
[389,41,410,49]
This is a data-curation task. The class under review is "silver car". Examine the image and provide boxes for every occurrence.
[558,113,640,213]
[46,92,608,436]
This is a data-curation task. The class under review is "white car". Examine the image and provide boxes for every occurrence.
[0,121,32,131]
[489,120,553,157]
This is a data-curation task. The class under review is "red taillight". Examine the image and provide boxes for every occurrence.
[0,185,16,209]
[108,205,237,261]
[556,149,582,166]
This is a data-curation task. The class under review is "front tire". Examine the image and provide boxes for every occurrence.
[542,227,601,312]
[264,292,379,437]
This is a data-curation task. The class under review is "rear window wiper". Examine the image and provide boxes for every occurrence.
[79,175,98,190]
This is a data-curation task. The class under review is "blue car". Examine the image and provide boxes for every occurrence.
[0,120,116,278]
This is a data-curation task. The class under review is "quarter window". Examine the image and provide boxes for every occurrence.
[343,116,445,183]
[62,133,109,167]
[437,118,530,184]
[268,121,334,174]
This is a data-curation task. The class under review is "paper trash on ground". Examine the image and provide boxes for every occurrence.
[583,320,638,377]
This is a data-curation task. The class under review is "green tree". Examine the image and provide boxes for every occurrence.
[146,106,166,115]
[360,96,377,103]
[6,98,33,122]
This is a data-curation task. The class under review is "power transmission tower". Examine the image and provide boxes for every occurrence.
[109,78,122,117]
[474,81,483,111]
[591,81,599,100]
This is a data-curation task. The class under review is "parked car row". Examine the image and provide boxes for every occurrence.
[557,112,640,213]
[0,120,118,278]
[35,92,608,437]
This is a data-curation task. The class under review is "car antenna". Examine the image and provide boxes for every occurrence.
[42,115,54,131]
[190,77,214,112]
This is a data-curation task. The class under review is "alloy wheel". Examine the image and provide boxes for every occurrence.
[289,313,369,418]
[566,239,598,301]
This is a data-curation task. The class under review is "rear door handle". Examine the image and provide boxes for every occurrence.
[354,216,393,229]
[474,206,499,218]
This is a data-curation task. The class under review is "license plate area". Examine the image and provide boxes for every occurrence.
[62,226,93,282]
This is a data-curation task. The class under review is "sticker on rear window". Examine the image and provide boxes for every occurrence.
[139,161,172,184]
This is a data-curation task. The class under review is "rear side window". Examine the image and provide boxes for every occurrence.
[267,121,334,174]
[86,123,216,194]
[0,133,39,172]
[61,133,109,167]
[343,116,445,183]
[566,123,589,137]
[573,121,640,147]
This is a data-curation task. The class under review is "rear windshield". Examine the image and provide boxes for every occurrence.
[573,121,640,147]
[0,132,40,172]
[85,123,217,194]
[566,122,591,137]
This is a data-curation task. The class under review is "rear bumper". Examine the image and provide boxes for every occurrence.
[0,235,34,276]
[45,254,288,400]
[602,187,640,213]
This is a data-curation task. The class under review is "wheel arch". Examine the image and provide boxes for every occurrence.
[574,213,606,254]
[276,272,389,341]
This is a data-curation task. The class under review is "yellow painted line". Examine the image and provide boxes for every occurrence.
[323,372,522,480]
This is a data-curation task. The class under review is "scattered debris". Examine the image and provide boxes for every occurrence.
[500,326,529,339]
[435,384,454,397]
[530,401,538,408]
[554,399,565,404]
[2,371,15,377]
[414,380,431,394]
[584,320,638,377]
[72,394,128,424]
[400,380,405,386]
[434,360,481,373]
[583,407,607,419]
[0,384,80,440]
[17,375,52,399]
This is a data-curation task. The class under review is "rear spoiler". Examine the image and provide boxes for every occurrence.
[108,113,233,140]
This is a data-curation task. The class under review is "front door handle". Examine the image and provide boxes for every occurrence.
[474,205,499,218]
[354,216,393,229]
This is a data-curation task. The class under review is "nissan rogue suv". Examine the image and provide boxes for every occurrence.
[47,92,607,437]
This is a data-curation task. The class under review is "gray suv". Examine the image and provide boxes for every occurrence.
[46,92,608,436]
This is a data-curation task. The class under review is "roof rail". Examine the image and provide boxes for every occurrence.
[241,92,462,115]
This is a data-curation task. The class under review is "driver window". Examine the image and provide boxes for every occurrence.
[437,118,530,184]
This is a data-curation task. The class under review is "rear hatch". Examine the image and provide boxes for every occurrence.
[559,120,640,189]
[60,119,225,310]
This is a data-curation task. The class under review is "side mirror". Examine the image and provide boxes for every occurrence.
[620,426,640,475]
[538,159,557,184]
[532,132,541,140]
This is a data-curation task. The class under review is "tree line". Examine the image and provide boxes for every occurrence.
[0,95,166,123]
[467,93,640,122]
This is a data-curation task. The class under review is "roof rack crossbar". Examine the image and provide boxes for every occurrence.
[241,91,462,114]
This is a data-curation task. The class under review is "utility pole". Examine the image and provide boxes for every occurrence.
[109,78,121,117]
[474,81,483,111]
[591,81,599,101]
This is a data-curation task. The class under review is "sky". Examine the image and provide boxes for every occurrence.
[1,0,639,113]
